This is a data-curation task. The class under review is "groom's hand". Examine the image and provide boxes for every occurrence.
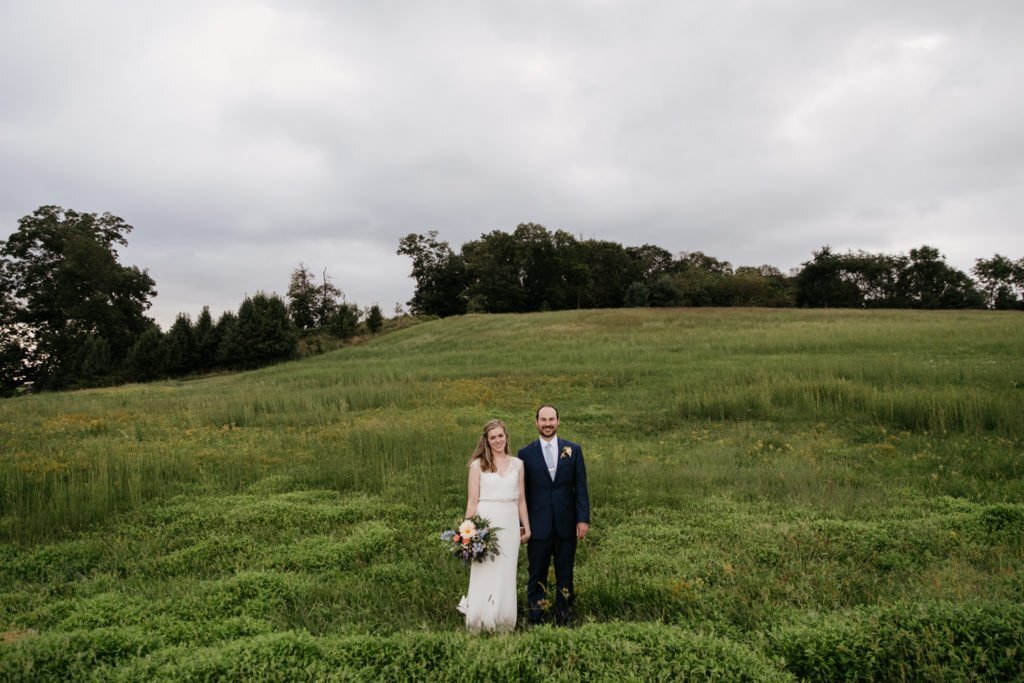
[576,522,589,540]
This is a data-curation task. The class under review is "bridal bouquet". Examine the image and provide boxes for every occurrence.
[440,515,502,567]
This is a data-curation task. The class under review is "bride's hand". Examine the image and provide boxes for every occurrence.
[520,528,531,544]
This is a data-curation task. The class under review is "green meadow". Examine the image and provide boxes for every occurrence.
[2,308,1023,681]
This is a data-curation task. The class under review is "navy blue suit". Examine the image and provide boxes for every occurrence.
[519,437,590,624]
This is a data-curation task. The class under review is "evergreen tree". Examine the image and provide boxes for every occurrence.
[193,306,220,371]
[215,311,242,368]
[366,304,384,334]
[327,303,360,339]
[233,292,296,367]
[126,327,165,382]
[78,334,113,385]
[163,313,196,376]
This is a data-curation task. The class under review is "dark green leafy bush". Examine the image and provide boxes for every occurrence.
[766,601,1024,681]
[1,624,791,682]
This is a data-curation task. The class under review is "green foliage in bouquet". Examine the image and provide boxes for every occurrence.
[439,515,502,567]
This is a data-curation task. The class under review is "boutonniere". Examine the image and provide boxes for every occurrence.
[560,446,572,460]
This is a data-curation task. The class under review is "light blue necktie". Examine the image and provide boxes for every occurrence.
[544,442,556,479]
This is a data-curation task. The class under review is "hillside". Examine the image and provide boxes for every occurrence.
[2,308,1023,680]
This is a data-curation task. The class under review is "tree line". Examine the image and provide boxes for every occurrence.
[398,223,1024,316]
[4,207,1022,395]
[1,206,384,395]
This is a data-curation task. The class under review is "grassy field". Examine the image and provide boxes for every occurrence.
[2,308,1023,680]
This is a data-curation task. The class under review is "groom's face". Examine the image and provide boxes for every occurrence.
[536,407,559,439]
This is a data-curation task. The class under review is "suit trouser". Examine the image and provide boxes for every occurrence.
[526,534,577,624]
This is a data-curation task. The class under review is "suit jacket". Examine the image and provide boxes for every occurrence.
[519,437,590,540]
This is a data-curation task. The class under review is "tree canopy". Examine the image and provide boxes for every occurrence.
[2,206,388,395]
[396,231,467,316]
[398,225,998,317]
[973,254,1024,310]
[0,206,157,389]
[3,204,1015,396]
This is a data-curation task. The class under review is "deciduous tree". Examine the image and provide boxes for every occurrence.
[578,240,632,308]
[462,230,526,313]
[795,247,863,308]
[900,246,982,309]
[397,231,468,317]
[314,269,343,327]
[0,206,157,389]
[286,264,318,330]
[973,254,1024,309]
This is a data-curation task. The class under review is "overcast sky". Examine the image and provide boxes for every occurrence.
[2,1,1022,328]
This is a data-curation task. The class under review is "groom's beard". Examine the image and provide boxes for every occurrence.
[539,426,557,438]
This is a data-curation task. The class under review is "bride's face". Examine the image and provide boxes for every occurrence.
[486,427,507,455]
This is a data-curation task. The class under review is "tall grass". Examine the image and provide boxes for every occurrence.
[2,308,1022,679]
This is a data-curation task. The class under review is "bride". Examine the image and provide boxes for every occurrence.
[458,419,531,632]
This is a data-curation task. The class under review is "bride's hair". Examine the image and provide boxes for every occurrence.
[469,419,509,473]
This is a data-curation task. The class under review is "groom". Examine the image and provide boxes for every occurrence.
[519,404,590,626]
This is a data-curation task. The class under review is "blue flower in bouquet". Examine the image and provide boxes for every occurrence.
[440,514,502,567]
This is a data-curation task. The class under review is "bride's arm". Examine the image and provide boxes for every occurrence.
[464,459,480,519]
[517,461,531,542]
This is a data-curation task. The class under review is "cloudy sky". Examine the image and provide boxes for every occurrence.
[2,1,1022,327]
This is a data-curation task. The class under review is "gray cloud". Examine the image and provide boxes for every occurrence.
[2,1,1022,327]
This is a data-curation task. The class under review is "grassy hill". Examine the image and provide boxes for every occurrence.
[2,308,1023,680]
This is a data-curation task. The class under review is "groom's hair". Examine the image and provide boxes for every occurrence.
[535,404,559,419]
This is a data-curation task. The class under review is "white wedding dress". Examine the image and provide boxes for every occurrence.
[458,458,521,632]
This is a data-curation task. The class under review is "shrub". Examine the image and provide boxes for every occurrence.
[90,624,791,682]
[0,627,163,682]
[766,601,1024,681]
